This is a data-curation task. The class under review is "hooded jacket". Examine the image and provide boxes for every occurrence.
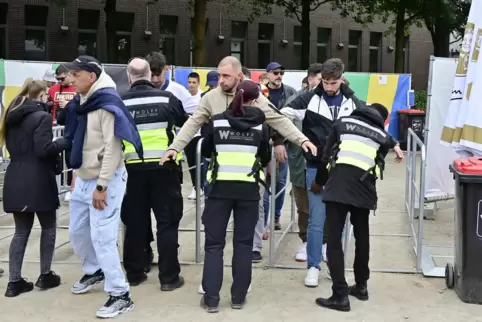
[317,107,397,210]
[201,106,270,201]
[168,86,308,153]
[3,98,70,213]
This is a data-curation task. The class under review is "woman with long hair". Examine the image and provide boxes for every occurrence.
[1,78,70,297]
[199,80,270,313]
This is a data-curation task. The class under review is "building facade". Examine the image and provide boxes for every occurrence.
[0,0,433,88]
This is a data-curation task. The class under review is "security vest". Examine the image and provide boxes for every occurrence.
[208,118,265,184]
[122,94,179,164]
[332,117,387,180]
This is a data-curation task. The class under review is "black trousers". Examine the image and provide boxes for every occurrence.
[325,202,370,297]
[202,197,258,304]
[184,136,205,189]
[121,168,183,284]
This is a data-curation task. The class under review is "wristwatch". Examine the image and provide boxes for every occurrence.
[96,185,107,192]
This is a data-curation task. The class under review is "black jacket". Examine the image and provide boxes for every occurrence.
[202,106,270,201]
[121,80,188,171]
[316,107,396,210]
[3,98,70,213]
[281,83,365,165]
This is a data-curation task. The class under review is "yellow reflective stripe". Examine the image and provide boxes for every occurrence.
[217,152,256,166]
[337,156,372,171]
[216,172,256,182]
[126,158,165,164]
[339,140,377,158]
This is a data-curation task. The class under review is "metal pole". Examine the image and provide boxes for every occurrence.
[405,131,412,214]
[268,150,277,266]
[290,187,296,232]
[195,138,203,263]
[416,137,427,272]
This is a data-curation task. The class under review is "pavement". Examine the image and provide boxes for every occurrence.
[0,153,478,321]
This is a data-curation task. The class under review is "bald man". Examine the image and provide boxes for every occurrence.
[120,58,188,290]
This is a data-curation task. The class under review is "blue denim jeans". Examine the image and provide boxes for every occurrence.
[69,167,129,296]
[306,166,326,270]
[263,160,288,226]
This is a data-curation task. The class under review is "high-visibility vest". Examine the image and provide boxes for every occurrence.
[208,118,264,183]
[334,117,388,178]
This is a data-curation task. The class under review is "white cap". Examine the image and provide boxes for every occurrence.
[42,68,57,83]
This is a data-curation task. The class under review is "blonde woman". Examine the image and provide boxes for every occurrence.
[1,78,70,297]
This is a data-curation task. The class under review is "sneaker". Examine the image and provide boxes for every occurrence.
[262,229,269,240]
[71,269,105,294]
[188,188,204,200]
[5,278,34,297]
[304,267,320,287]
[35,271,61,290]
[295,243,307,262]
[252,251,263,263]
[322,243,328,262]
[64,191,72,202]
[231,300,246,310]
[96,292,134,318]
[274,217,281,230]
[160,276,185,291]
[0,267,4,276]
[198,283,251,295]
[200,296,219,313]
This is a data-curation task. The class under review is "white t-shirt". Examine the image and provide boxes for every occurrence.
[164,80,198,114]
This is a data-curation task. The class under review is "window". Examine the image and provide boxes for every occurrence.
[317,28,331,63]
[190,18,209,66]
[0,3,7,58]
[403,36,410,72]
[369,32,382,72]
[231,21,247,64]
[78,9,99,57]
[348,30,362,71]
[114,12,134,64]
[24,5,48,61]
[159,15,178,65]
[294,26,302,69]
[258,23,274,69]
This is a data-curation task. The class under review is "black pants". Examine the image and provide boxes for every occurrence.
[121,168,183,284]
[325,202,370,297]
[202,197,258,304]
[184,136,205,189]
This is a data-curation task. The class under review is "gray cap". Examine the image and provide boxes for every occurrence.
[42,68,57,83]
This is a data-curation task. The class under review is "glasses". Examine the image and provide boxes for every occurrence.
[56,77,65,82]
[271,71,284,76]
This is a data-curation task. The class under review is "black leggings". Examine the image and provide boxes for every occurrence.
[9,211,57,282]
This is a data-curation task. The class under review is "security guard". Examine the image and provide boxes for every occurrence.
[120,58,187,290]
[199,80,270,313]
[311,104,403,312]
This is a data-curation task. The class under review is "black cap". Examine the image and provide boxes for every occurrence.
[63,55,102,78]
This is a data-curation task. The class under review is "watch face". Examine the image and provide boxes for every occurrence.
[96,185,105,192]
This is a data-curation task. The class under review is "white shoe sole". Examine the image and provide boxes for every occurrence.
[295,257,307,262]
[304,280,319,288]
[71,280,103,295]
[96,304,134,319]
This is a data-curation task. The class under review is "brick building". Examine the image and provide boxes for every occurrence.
[0,0,433,88]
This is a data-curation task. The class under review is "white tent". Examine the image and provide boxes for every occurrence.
[441,0,482,156]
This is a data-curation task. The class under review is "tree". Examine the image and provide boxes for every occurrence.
[189,0,209,66]
[248,0,333,69]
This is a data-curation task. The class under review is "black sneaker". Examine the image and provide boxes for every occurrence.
[96,292,134,318]
[35,271,61,290]
[5,278,34,297]
[200,296,219,313]
[349,284,369,301]
[274,218,281,231]
[160,276,185,291]
[252,251,263,263]
[71,269,105,294]
[231,300,246,310]
[128,273,148,286]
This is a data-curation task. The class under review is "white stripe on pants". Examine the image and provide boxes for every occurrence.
[69,167,129,296]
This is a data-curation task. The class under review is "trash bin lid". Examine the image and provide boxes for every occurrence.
[453,157,482,175]
[396,109,425,115]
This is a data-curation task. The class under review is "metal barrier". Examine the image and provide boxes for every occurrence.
[404,128,453,277]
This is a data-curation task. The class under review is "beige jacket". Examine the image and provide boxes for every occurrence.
[75,71,124,187]
[169,86,308,152]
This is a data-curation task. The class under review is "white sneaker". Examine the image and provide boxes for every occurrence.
[198,283,252,294]
[64,191,72,202]
[322,243,328,262]
[304,267,320,287]
[295,243,307,262]
[188,188,204,200]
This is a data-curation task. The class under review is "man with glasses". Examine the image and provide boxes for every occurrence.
[48,64,77,201]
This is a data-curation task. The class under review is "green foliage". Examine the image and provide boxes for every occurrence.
[414,90,427,110]
[247,0,332,23]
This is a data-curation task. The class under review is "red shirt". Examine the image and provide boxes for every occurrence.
[48,84,76,124]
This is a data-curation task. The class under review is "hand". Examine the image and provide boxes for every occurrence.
[393,145,404,163]
[93,190,107,210]
[274,144,287,163]
[301,141,317,156]
[310,180,322,193]
[160,150,178,165]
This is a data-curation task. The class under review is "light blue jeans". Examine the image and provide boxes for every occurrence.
[306,167,326,270]
[69,167,129,296]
